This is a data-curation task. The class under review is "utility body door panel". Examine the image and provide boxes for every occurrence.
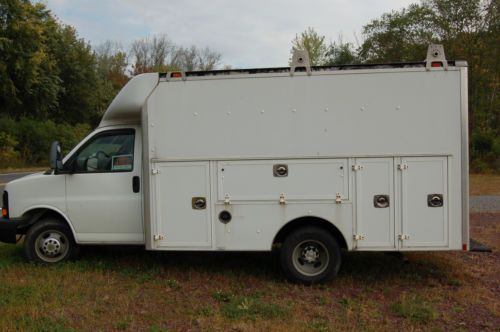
[354,158,395,249]
[153,162,211,248]
[400,157,448,248]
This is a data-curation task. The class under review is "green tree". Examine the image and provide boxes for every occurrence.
[0,0,61,119]
[50,25,99,124]
[0,0,101,124]
[324,38,359,65]
[360,0,499,170]
[358,4,437,62]
[291,27,327,66]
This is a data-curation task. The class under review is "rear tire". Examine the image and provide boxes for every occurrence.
[280,226,341,284]
[24,218,79,263]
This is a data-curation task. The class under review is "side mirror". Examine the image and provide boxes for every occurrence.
[49,141,63,171]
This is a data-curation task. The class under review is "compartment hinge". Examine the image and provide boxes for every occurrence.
[397,163,408,171]
[152,168,161,175]
[153,234,165,241]
[352,165,364,171]
[398,234,410,240]
[353,234,366,241]
[335,192,342,204]
[224,193,231,205]
[279,193,286,205]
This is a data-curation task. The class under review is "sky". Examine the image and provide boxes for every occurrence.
[40,0,418,68]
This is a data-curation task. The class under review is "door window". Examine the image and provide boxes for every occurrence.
[68,130,135,173]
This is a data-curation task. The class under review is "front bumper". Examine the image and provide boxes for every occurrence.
[0,217,29,244]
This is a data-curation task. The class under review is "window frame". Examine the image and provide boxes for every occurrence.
[63,128,136,174]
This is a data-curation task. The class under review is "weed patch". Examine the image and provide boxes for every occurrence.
[0,284,36,307]
[390,293,437,322]
[212,289,232,303]
[165,279,180,289]
[114,320,130,331]
[220,295,289,320]
[14,316,72,332]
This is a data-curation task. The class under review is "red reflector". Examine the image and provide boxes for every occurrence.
[462,244,467,251]
[431,62,443,68]
[170,72,182,78]
[1,207,7,218]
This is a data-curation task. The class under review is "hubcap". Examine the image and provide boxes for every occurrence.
[35,231,69,263]
[42,237,62,256]
[302,245,320,264]
[292,240,330,277]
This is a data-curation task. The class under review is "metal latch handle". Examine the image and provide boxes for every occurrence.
[374,195,390,208]
[192,197,207,210]
[427,194,443,207]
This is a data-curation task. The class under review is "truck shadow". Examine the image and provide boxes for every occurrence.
[77,246,452,285]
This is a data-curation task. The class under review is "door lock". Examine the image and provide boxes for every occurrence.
[427,194,443,207]
[374,195,390,208]
[273,164,288,177]
[192,197,207,210]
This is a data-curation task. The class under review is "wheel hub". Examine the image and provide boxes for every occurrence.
[41,237,62,256]
[302,245,320,264]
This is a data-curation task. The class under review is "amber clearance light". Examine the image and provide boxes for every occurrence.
[2,191,8,218]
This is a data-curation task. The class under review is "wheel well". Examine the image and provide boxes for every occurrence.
[21,208,73,235]
[273,217,348,249]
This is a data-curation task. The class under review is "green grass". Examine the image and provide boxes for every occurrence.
[390,294,437,323]
[13,317,74,332]
[306,318,332,332]
[0,213,498,331]
[211,289,289,320]
[220,295,289,320]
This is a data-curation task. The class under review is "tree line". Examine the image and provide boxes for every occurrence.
[0,0,222,166]
[0,0,498,171]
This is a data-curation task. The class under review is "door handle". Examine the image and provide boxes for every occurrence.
[192,197,207,210]
[373,195,390,208]
[427,194,443,207]
[132,176,140,193]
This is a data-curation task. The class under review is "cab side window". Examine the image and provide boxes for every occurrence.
[71,130,135,173]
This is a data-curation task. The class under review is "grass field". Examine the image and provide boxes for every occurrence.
[0,173,498,331]
[0,212,498,331]
[470,174,500,196]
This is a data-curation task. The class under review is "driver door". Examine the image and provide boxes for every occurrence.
[65,127,143,244]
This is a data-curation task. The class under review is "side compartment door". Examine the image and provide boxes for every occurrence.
[354,158,395,249]
[400,157,448,248]
[153,162,211,248]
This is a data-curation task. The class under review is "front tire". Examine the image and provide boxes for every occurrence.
[24,219,79,263]
[280,227,341,284]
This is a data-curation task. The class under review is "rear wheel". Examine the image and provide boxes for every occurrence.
[24,219,79,263]
[280,227,341,284]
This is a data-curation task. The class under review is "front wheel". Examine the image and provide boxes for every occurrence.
[24,219,79,263]
[280,227,341,284]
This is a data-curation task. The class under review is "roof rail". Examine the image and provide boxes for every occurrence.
[159,45,456,79]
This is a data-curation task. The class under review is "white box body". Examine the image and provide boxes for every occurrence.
[6,63,469,253]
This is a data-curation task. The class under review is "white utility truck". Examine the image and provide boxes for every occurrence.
[0,45,468,283]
